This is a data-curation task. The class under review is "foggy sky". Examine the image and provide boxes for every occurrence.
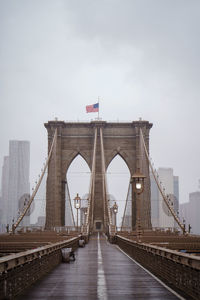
[1,0,200,209]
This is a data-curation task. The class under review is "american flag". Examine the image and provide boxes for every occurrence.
[86,103,99,113]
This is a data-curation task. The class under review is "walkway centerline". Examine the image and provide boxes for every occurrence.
[97,232,108,300]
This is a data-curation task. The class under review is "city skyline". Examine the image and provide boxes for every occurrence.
[2,138,197,230]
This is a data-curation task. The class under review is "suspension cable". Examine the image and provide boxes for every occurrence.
[12,129,58,232]
[140,129,187,235]
[100,128,112,227]
[85,127,97,232]
[65,180,75,227]
[121,182,131,231]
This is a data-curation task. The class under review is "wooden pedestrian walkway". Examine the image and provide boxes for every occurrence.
[18,233,183,299]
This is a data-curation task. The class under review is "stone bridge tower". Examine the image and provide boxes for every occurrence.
[45,120,153,231]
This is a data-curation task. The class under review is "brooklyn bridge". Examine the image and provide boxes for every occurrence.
[0,120,199,299]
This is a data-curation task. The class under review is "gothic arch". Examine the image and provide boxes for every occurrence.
[106,149,134,174]
[62,150,91,179]
[106,154,131,227]
[66,153,91,210]
[106,151,130,173]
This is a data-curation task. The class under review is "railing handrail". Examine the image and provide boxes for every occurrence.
[0,236,80,273]
[117,234,200,270]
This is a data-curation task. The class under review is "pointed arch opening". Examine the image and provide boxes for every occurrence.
[106,155,130,229]
[66,154,91,227]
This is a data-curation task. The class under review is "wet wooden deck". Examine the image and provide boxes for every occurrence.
[18,233,182,299]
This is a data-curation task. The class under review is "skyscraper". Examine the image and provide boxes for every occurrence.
[1,156,9,227]
[173,176,179,228]
[180,191,200,235]
[151,168,179,229]
[1,141,30,228]
[150,172,159,227]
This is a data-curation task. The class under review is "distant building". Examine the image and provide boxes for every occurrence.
[122,215,132,230]
[180,191,200,235]
[173,175,179,228]
[0,194,3,232]
[1,156,10,228]
[33,216,46,227]
[1,141,30,229]
[151,168,179,229]
[150,172,159,227]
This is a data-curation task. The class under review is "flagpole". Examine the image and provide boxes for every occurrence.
[98,96,100,120]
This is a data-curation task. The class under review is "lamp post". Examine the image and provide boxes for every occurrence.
[74,193,81,231]
[12,218,15,234]
[113,202,118,232]
[183,218,186,234]
[84,210,87,225]
[131,169,146,242]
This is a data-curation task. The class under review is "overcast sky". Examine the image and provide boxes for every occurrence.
[1,0,200,219]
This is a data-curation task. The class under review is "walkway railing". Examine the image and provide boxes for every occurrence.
[116,234,200,299]
[0,236,80,299]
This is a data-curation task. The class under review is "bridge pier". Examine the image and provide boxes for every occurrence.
[44,120,153,232]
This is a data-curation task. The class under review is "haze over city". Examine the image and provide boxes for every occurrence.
[1,0,200,213]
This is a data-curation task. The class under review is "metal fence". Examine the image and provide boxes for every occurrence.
[116,235,200,300]
[0,236,80,299]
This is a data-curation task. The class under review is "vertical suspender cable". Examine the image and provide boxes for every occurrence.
[121,183,131,231]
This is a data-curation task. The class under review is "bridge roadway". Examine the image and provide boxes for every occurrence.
[18,233,183,300]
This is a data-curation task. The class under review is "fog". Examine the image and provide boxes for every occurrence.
[1,1,200,220]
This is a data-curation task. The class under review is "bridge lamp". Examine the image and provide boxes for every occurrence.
[74,193,81,231]
[113,202,118,232]
[131,171,146,195]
